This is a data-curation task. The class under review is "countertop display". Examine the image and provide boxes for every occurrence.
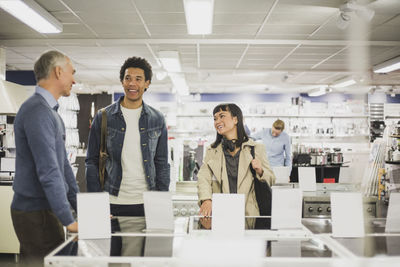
[45,216,400,267]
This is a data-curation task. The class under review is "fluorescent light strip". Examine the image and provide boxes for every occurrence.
[308,87,326,97]
[158,51,182,73]
[0,0,62,33]
[374,62,400,73]
[373,56,400,73]
[184,0,214,35]
[169,73,189,95]
[332,79,356,88]
[159,57,181,72]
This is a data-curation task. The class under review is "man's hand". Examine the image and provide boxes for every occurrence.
[66,221,78,233]
[200,217,212,229]
[199,199,212,217]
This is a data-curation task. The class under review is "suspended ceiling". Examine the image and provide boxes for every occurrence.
[1,0,400,95]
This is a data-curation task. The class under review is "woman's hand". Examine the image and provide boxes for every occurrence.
[199,199,212,217]
[251,159,264,176]
[199,217,212,229]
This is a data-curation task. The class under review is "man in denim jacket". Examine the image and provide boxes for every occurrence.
[86,57,170,216]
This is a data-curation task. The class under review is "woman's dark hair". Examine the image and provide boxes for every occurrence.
[119,57,153,83]
[211,103,249,148]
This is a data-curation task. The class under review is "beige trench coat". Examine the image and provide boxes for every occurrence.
[197,139,276,216]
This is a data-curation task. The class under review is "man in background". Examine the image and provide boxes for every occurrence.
[86,56,170,216]
[252,119,292,169]
[11,50,79,263]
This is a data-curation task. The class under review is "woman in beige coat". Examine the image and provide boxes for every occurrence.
[197,103,275,218]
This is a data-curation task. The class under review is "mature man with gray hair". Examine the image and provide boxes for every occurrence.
[11,50,79,263]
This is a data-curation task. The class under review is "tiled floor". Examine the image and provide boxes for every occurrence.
[0,254,43,267]
[0,253,19,267]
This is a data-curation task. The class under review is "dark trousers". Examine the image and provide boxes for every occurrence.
[11,208,65,265]
[110,204,145,216]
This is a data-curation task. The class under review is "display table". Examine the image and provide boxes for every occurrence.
[45,216,400,267]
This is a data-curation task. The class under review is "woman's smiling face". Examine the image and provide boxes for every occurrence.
[213,109,238,138]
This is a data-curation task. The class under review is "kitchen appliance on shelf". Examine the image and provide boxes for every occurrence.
[329,148,344,165]
[310,152,327,166]
[292,152,311,166]
[302,184,380,218]
[370,120,385,142]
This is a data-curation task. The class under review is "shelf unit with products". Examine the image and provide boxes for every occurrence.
[58,93,80,177]
[169,101,370,143]
[177,114,369,118]
[385,134,400,164]
[384,103,400,164]
[156,99,371,188]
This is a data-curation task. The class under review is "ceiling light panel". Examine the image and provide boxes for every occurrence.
[373,55,400,73]
[332,77,357,88]
[308,86,327,97]
[0,0,62,33]
[158,51,182,73]
[183,0,214,35]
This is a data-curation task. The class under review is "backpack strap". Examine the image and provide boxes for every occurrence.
[99,108,107,190]
[100,109,107,153]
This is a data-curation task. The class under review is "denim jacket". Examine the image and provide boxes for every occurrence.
[85,97,170,195]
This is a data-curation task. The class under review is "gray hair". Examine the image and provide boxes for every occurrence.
[34,50,68,82]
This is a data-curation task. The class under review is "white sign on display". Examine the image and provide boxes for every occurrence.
[143,191,174,231]
[271,188,302,229]
[331,192,365,237]
[338,167,353,183]
[77,192,111,239]
[212,193,245,236]
[273,166,291,183]
[298,167,317,191]
[385,192,400,232]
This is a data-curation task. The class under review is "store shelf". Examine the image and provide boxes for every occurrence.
[176,114,369,118]
[385,160,400,165]
[385,116,400,119]
[176,114,211,118]
[291,134,369,138]
[169,130,214,135]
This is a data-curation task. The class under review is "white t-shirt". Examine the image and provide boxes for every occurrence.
[109,105,148,204]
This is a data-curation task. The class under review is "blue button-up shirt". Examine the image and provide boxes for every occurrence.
[11,86,78,226]
[85,96,170,195]
[252,128,292,168]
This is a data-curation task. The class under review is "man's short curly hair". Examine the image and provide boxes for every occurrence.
[119,57,153,83]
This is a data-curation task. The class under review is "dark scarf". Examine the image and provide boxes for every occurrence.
[222,137,238,152]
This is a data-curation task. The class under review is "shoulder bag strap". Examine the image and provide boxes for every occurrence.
[99,108,107,190]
